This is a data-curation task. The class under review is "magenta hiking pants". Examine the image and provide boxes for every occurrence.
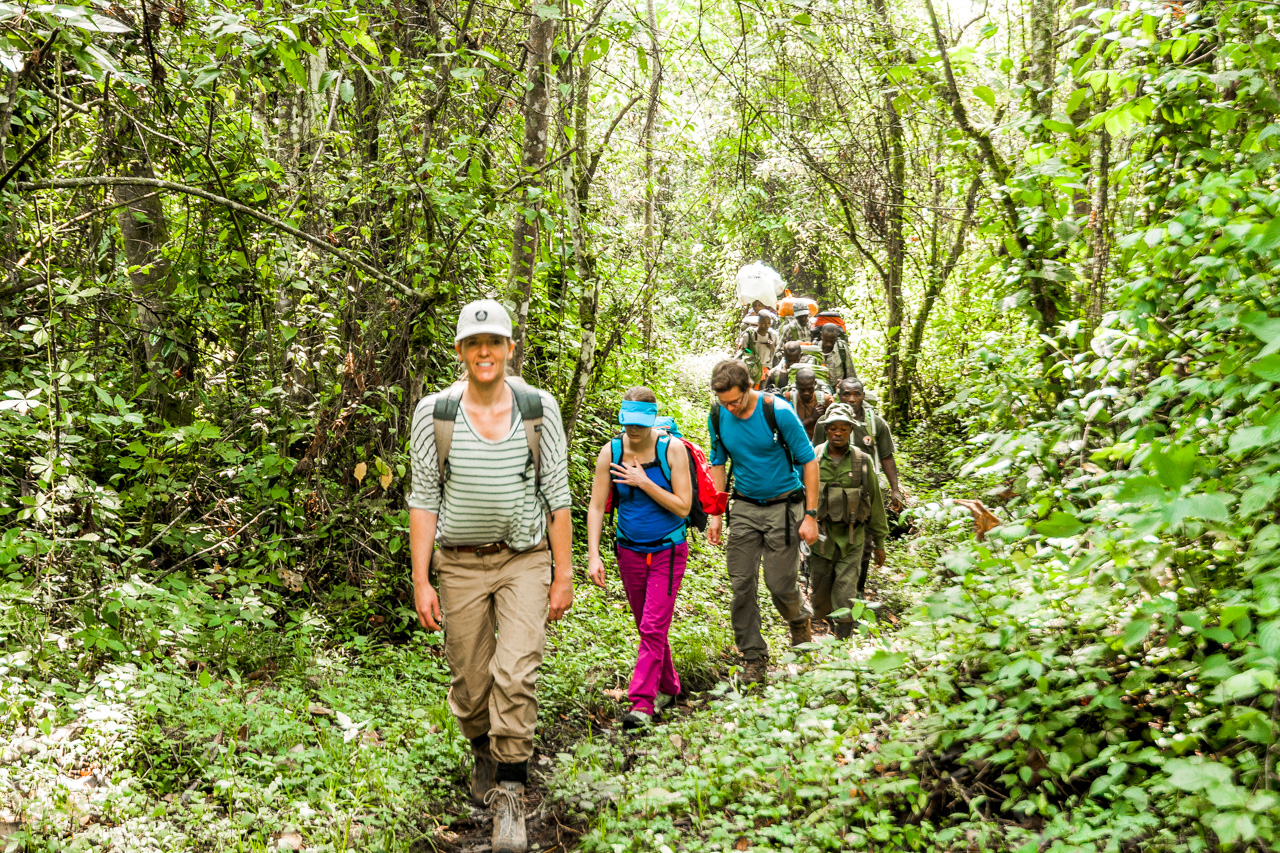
[615,542,688,715]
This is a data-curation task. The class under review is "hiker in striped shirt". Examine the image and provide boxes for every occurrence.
[407,299,572,853]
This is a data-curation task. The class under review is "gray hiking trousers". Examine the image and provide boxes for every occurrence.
[725,498,813,661]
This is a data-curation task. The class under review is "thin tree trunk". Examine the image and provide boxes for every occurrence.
[506,2,556,373]
[562,153,598,441]
[639,0,661,378]
[1090,125,1111,320]
[900,174,981,418]
[640,0,661,244]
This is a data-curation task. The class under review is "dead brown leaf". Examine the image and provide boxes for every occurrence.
[954,499,1001,541]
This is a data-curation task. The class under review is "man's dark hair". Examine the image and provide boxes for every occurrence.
[623,386,658,403]
[711,360,752,394]
[782,341,802,359]
[795,367,816,385]
[839,378,863,393]
[820,323,840,339]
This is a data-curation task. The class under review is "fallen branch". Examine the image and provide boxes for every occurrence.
[14,177,424,297]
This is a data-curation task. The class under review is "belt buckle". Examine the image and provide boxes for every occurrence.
[475,542,504,555]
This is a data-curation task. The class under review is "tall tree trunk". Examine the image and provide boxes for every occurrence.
[506,3,556,373]
[1027,0,1063,329]
[868,0,907,424]
[115,156,190,424]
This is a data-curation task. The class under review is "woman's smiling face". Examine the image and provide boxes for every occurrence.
[456,334,513,383]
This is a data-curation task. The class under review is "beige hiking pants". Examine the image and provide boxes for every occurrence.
[435,542,551,764]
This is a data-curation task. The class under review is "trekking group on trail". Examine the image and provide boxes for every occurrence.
[406,263,906,852]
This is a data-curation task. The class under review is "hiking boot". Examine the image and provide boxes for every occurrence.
[789,617,813,647]
[622,710,653,731]
[469,740,497,807]
[833,620,852,640]
[654,692,677,716]
[485,781,527,853]
[741,658,768,686]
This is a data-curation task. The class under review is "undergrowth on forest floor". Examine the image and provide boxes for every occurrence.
[0,527,750,851]
[546,429,1279,853]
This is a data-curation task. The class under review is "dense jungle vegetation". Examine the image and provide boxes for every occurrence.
[4,0,1280,848]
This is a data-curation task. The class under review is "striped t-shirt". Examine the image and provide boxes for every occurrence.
[407,385,571,551]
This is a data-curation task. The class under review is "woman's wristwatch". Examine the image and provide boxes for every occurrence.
[803,509,818,518]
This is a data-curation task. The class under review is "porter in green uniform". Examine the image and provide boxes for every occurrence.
[810,403,888,638]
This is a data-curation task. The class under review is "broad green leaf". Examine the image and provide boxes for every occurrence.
[1249,216,1280,253]
[1120,617,1151,648]
[1249,353,1280,381]
[276,45,307,88]
[1208,671,1264,703]
[1240,312,1280,357]
[973,85,996,107]
[1258,619,1280,657]
[1065,87,1089,114]
[353,31,380,58]
[1168,494,1229,523]
[36,3,132,33]
[867,650,907,674]
[1035,512,1084,537]
[1209,811,1257,844]
[193,66,222,89]
[1164,757,1232,791]
[1147,442,1198,491]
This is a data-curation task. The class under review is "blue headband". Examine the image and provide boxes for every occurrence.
[619,400,658,427]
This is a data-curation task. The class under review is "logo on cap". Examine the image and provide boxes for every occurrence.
[476,310,488,321]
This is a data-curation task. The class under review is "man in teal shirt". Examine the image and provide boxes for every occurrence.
[707,359,818,686]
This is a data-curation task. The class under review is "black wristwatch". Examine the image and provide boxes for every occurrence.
[803,509,818,518]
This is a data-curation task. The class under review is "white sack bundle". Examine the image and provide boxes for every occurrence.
[735,262,785,308]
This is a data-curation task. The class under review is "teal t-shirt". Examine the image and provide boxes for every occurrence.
[708,395,815,501]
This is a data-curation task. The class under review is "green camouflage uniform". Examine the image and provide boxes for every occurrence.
[810,442,889,627]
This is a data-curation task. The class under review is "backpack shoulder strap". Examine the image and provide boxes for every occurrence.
[609,435,623,511]
[432,382,466,481]
[655,434,673,484]
[761,394,796,467]
[709,405,723,458]
[506,378,545,486]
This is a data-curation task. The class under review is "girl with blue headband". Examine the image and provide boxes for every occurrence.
[586,387,693,730]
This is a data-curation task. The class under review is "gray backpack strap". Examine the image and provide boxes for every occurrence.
[506,378,545,490]
[432,383,466,483]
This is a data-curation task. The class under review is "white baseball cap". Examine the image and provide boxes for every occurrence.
[454,299,513,343]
